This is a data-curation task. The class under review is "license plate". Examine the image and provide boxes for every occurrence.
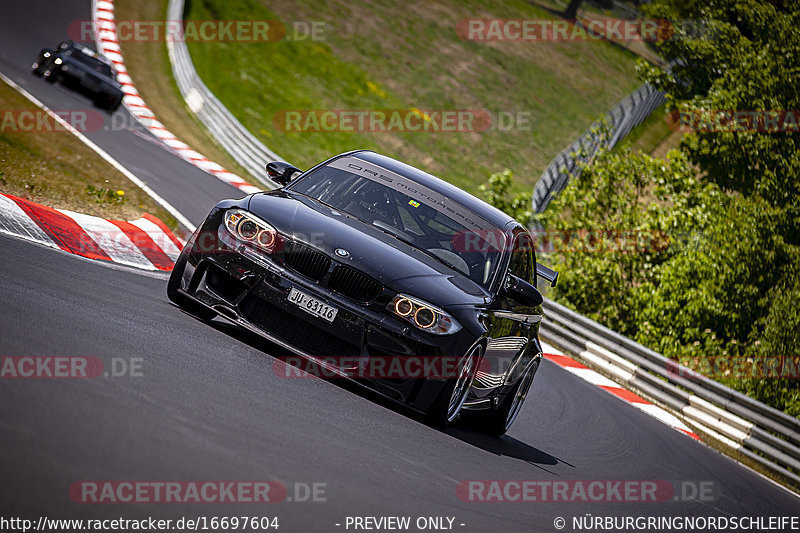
[288,288,338,323]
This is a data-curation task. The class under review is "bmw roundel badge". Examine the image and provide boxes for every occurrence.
[335,248,350,257]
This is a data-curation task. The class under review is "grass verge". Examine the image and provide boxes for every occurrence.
[184,0,642,195]
[0,78,178,228]
[621,107,681,157]
[116,0,642,196]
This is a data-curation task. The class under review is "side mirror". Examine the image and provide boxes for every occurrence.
[266,161,302,186]
[536,263,559,288]
[504,275,544,307]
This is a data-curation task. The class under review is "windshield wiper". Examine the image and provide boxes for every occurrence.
[371,222,460,273]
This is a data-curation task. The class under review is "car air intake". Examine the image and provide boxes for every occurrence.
[282,241,331,281]
[328,265,382,303]
[240,294,361,358]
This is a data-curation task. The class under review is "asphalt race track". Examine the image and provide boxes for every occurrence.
[0,0,798,530]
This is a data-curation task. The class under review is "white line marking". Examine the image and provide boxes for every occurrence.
[562,366,620,388]
[633,403,692,432]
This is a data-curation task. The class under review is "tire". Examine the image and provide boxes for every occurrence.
[95,92,122,111]
[464,358,538,437]
[425,343,483,428]
[167,248,217,322]
[94,94,115,111]
[110,94,123,112]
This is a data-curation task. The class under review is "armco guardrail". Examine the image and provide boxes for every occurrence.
[166,0,280,189]
[531,83,665,214]
[540,297,800,488]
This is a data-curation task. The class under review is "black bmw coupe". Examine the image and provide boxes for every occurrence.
[32,41,124,111]
[168,151,557,435]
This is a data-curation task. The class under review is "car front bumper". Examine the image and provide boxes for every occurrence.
[175,210,485,413]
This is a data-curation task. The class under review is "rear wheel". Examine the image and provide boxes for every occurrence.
[93,94,108,109]
[464,359,538,437]
[167,249,217,321]
[109,93,123,112]
[425,343,483,428]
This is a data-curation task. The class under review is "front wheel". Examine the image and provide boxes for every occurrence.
[43,69,59,83]
[464,358,538,437]
[109,93,123,112]
[167,248,216,321]
[425,343,483,428]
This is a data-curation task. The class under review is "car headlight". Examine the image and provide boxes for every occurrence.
[223,209,277,252]
[388,294,461,335]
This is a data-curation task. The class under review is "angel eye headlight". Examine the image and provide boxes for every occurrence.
[387,294,461,335]
[394,298,413,317]
[257,229,275,247]
[223,209,277,252]
[414,307,436,329]
[238,220,258,240]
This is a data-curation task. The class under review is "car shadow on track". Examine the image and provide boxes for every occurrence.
[183,309,572,472]
[444,425,574,474]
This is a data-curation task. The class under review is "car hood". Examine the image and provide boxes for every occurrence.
[247,191,490,306]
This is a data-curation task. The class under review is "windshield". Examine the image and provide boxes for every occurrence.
[289,156,506,287]
[66,49,113,78]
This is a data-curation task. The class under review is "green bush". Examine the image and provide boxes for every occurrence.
[481,0,800,415]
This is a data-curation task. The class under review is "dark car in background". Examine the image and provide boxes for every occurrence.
[32,40,124,111]
[168,151,558,435]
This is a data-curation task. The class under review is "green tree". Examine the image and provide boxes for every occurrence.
[633,0,800,412]
[483,0,800,414]
[637,0,800,208]
[478,169,531,224]
[535,141,716,335]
